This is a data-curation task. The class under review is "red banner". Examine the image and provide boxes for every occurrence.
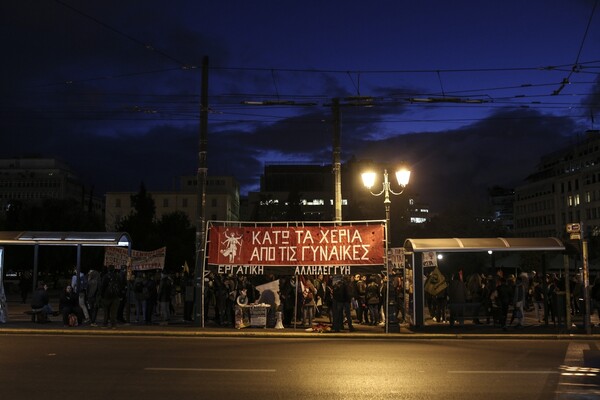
[207,224,385,266]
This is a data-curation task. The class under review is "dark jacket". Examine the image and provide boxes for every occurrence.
[448,278,467,304]
[100,270,121,300]
[59,289,79,312]
[31,288,49,309]
[366,281,380,305]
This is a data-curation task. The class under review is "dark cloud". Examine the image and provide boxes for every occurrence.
[357,108,582,212]
[1,1,598,215]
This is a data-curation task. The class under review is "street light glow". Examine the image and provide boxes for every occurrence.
[361,171,377,189]
[396,168,411,187]
[360,164,412,334]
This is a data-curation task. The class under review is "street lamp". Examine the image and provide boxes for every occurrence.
[361,166,411,333]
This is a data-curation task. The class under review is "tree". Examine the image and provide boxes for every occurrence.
[157,211,195,273]
[115,182,160,251]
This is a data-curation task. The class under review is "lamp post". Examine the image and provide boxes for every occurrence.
[362,167,411,333]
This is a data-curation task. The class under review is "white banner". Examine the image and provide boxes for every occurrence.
[256,279,281,307]
[104,247,166,271]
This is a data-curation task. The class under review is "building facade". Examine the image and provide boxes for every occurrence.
[242,161,428,248]
[0,157,102,216]
[514,130,600,239]
[104,175,240,230]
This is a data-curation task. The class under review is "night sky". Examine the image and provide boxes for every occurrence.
[1,1,598,212]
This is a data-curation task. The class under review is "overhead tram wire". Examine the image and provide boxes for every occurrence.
[551,0,598,95]
[29,58,600,93]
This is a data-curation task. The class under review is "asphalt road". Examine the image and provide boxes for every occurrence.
[1,335,599,400]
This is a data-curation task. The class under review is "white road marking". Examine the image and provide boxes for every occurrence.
[145,367,276,373]
[449,370,558,374]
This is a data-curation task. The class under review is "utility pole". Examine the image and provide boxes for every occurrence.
[583,235,591,334]
[332,98,342,224]
[194,56,209,327]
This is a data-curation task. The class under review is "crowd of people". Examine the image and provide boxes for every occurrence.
[25,266,600,330]
[30,265,195,328]
[426,267,600,330]
[202,272,404,332]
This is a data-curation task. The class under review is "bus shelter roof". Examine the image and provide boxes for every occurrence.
[0,231,131,247]
[403,237,564,253]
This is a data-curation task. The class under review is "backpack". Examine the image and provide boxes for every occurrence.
[87,276,99,299]
[68,313,78,327]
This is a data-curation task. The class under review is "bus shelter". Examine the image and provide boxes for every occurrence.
[0,231,131,323]
[403,237,565,327]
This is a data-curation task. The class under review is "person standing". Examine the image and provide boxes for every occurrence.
[86,269,101,327]
[132,273,145,323]
[158,272,172,325]
[144,273,157,325]
[331,277,345,332]
[510,276,525,328]
[354,274,367,324]
[342,275,356,332]
[183,272,195,322]
[448,271,467,327]
[532,274,545,323]
[100,265,121,329]
[544,274,558,325]
[19,270,32,304]
[497,277,512,330]
[71,269,90,323]
[301,279,316,327]
[366,276,381,326]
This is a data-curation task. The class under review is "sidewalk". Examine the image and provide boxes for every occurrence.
[2,293,600,339]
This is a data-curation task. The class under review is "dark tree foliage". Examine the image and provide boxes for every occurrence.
[116,183,196,272]
[115,183,160,251]
[156,211,195,273]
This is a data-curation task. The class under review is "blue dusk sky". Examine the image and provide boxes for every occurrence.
[1,1,598,211]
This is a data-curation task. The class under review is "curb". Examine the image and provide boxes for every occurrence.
[2,326,599,340]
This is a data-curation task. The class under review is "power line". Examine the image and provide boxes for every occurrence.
[54,0,194,68]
